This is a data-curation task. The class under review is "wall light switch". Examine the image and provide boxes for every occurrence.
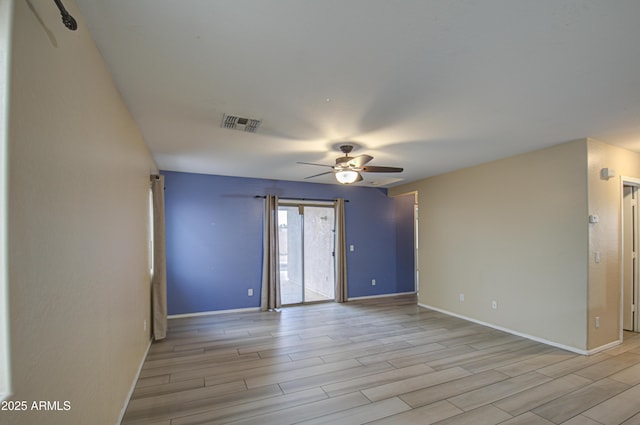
[350,245,354,252]
[595,316,600,328]
[371,279,376,286]
[459,293,465,302]
[491,300,498,310]
[248,288,254,296]
[595,252,601,264]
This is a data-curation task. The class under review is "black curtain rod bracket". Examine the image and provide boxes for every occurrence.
[54,0,78,31]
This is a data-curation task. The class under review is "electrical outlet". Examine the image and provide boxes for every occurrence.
[371,279,376,286]
[248,288,254,296]
[459,293,465,302]
[491,300,498,310]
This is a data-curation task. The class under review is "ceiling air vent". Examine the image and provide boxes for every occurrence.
[222,114,261,133]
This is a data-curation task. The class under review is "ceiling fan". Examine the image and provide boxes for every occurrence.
[297,145,404,184]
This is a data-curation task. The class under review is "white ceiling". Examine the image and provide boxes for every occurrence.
[75,0,640,187]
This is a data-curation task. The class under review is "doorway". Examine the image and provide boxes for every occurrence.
[278,203,336,305]
[622,184,640,332]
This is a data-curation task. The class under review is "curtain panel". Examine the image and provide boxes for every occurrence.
[335,198,348,303]
[261,194,281,311]
[151,175,167,340]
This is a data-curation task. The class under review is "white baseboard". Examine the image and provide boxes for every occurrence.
[349,291,416,301]
[586,339,623,355]
[118,337,152,424]
[418,303,620,356]
[168,307,261,319]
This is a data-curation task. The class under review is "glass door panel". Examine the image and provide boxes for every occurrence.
[303,206,335,302]
[279,206,303,305]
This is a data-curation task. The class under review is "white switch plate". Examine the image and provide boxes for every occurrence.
[350,245,354,252]
[248,288,253,296]
[491,300,498,310]
[459,293,465,302]
[372,279,376,286]
[595,252,601,263]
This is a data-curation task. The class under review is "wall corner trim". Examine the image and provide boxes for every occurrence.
[418,303,593,355]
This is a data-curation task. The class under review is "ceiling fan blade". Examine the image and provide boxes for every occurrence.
[304,171,334,179]
[296,161,334,168]
[361,166,404,173]
[348,154,373,168]
[355,172,364,182]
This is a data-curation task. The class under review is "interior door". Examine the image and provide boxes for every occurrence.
[623,185,637,332]
[279,204,335,305]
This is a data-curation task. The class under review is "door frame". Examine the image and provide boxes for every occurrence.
[620,176,640,339]
[388,191,419,295]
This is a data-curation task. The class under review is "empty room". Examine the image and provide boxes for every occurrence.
[2,1,640,424]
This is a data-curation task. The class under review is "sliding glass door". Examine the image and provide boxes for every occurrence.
[279,204,335,305]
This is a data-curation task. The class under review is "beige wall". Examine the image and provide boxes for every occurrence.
[586,138,640,349]
[391,138,640,352]
[5,1,157,423]
[391,140,590,351]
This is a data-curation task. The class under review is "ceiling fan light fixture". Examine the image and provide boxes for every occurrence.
[335,170,359,184]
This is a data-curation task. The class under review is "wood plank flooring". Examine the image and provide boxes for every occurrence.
[121,295,640,425]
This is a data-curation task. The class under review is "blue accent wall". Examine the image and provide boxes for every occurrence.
[163,171,414,315]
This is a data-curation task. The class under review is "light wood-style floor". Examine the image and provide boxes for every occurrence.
[122,295,640,425]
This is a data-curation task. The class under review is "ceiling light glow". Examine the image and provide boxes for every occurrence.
[335,170,359,184]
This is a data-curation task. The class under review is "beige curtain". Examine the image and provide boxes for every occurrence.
[151,175,167,340]
[335,198,348,302]
[261,195,281,311]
